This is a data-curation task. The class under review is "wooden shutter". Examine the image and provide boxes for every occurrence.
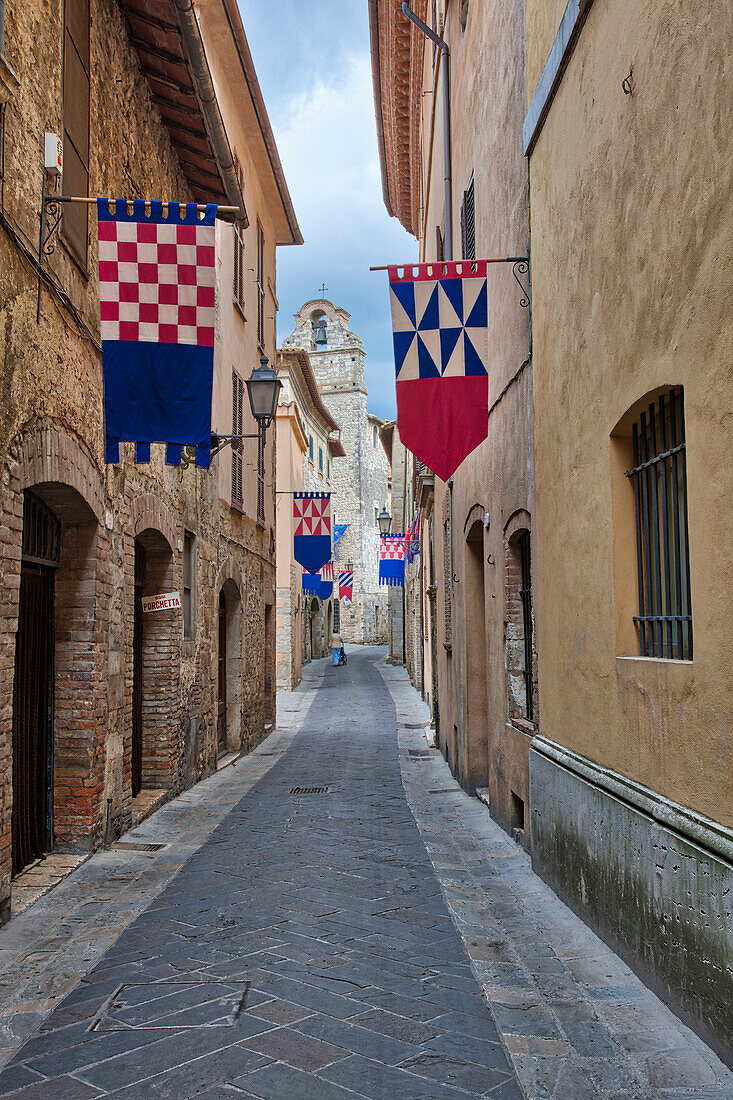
[62,0,90,263]
[256,220,265,349]
[461,177,476,261]
[232,371,244,505]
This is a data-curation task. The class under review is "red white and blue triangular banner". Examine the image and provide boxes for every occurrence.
[379,535,405,587]
[98,199,217,467]
[388,261,489,482]
[338,570,353,603]
[293,492,331,574]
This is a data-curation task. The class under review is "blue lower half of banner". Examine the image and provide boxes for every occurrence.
[379,559,405,586]
[302,573,320,595]
[103,340,213,467]
[294,535,331,576]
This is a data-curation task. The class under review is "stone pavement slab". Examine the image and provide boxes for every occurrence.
[377,659,733,1099]
[0,647,730,1099]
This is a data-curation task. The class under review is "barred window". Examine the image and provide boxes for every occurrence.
[627,388,692,659]
[182,532,196,640]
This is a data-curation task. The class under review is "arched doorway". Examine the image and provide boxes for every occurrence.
[309,597,320,660]
[463,519,489,792]
[12,492,60,874]
[132,528,175,795]
[217,579,243,755]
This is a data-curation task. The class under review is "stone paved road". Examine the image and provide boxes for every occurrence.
[0,648,730,1099]
[0,649,522,1099]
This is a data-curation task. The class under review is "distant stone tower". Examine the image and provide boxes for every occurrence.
[282,299,390,644]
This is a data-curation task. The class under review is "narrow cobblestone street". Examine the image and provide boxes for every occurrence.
[0,649,729,1099]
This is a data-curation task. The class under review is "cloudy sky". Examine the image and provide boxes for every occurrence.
[238,0,417,420]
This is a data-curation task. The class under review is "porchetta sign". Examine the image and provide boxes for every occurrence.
[141,592,181,614]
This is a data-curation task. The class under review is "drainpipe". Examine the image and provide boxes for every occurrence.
[401,2,452,260]
[174,0,248,225]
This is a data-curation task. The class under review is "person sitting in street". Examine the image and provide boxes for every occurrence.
[330,630,343,667]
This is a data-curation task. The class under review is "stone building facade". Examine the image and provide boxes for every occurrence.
[282,300,389,645]
[275,347,344,690]
[370,0,733,1062]
[0,0,299,923]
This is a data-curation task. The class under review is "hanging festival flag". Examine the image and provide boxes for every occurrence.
[379,534,406,587]
[302,569,321,596]
[388,261,489,482]
[322,563,334,581]
[98,199,217,467]
[293,492,332,574]
[338,570,353,604]
[405,514,420,563]
[333,524,349,548]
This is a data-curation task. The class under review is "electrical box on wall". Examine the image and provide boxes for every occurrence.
[44,132,62,177]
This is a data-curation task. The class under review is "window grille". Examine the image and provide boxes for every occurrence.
[256,220,265,350]
[627,387,692,659]
[232,371,244,506]
[257,426,265,526]
[309,435,314,462]
[319,447,323,472]
[62,0,90,263]
[333,602,340,632]
[460,176,475,261]
[518,531,534,721]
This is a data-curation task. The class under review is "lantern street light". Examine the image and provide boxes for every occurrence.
[345,560,353,572]
[211,355,282,457]
[377,507,392,536]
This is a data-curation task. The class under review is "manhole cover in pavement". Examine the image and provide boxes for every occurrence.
[112,841,168,851]
[90,981,250,1031]
[289,786,330,795]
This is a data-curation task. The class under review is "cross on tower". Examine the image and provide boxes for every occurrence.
[318,283,328,297]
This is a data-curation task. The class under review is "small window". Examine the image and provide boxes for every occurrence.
[327,456,330,479]
[374,506,379,528]
[372,425,378,448]
[627,388,692,659]
[232,371,244,506]
[318,447,323,472]
[460,0,470,31]
[460,175,475,261]
[183,532,196,639]
[309,435,314,462]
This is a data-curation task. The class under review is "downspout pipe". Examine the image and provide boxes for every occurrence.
[401,2,452,260]
[174,0,248,226]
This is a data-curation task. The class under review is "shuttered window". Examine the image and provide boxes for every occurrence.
[233,226,245,314]
[257,427,265,525]
[232,370,244,506]
[62,0,90,264]
[256,219,265,350]
[460,176,475,261]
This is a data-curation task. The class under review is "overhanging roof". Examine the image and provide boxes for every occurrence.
[119,1,237,209]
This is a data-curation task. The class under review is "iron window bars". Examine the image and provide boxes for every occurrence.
[518,530,534,721]
[627,388,692,660]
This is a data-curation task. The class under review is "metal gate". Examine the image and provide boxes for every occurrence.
[132,542,146,797]
[217,591,227,752]
[12,492,60,875]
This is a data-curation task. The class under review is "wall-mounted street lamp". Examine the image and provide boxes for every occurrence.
[377,507,392,536]
[211,355,282,458]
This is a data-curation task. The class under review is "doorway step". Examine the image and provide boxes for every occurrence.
[130,788,168,828]
[10,853,88,919]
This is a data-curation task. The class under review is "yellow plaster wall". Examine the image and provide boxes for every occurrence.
[528,0,733,823]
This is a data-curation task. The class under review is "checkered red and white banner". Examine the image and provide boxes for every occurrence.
[97,199,217,467]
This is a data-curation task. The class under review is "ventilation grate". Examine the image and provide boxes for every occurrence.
[289,786,330,796]
[112,841,167,852]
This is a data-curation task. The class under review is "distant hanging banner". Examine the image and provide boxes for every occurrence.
[338,570,353,603]
[333,524,349,548]
[98,199,217,467]
[293,493,332,574]
[388,261,489,482]
[379,535,405,587]
[405,514,420,563]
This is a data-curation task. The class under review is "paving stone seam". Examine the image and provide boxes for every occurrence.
[377,661,733,1100]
